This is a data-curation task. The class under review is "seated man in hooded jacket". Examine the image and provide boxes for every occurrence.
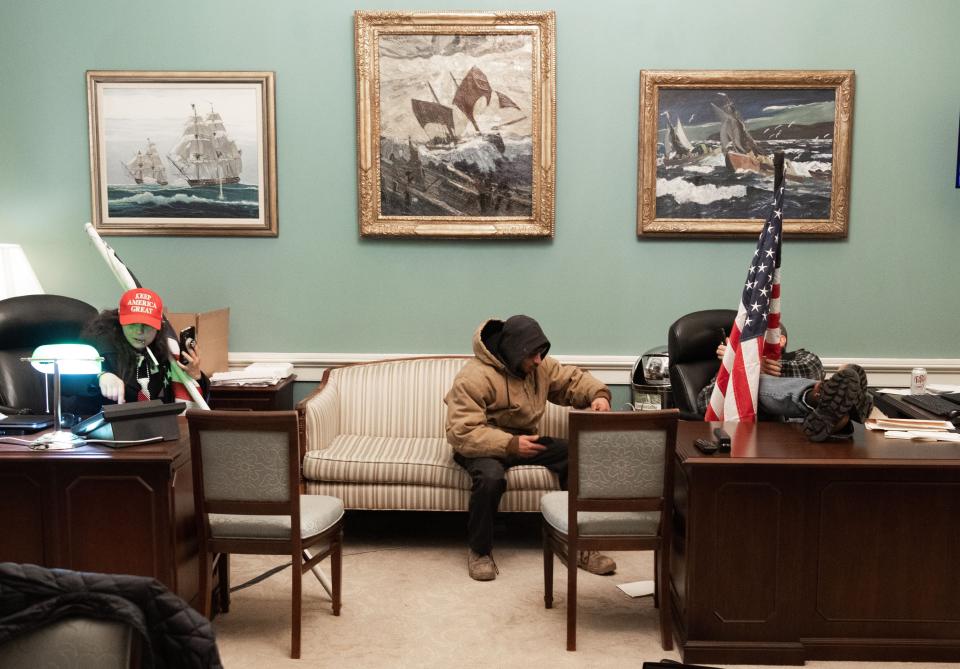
[444,315,616,582]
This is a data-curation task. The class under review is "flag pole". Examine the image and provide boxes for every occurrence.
[83,223,210,410]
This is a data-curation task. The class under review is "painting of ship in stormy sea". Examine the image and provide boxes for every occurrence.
[379,35,533,219]
[355,11,556,238]
[638,70,854,238]
[87,72,277,236]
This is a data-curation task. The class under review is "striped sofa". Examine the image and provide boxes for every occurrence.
[296,356,569,511]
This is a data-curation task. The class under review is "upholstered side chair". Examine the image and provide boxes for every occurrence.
[186,409,344,659]
[541,409,679,651]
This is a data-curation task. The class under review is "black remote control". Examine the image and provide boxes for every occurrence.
[694,438,718,454]
[713,427,731,451]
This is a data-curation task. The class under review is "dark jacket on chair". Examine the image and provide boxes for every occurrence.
[0,562,222,669]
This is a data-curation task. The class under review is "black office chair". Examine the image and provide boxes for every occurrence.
[667,309,736,418]
[0,294,98,414]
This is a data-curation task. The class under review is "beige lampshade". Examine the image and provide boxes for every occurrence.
[0,243,44,300]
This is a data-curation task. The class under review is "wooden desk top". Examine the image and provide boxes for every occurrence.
[678,420,960,467]
[0,416,190,463]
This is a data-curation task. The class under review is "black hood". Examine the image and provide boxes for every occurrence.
[481,315,551,378]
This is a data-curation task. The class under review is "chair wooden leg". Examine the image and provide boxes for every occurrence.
[653,548,660,609]
[292,549,302,659]
[566,539,577,651]
[332,529,342,616]
[197,549,212,619]
[543,525,554,609]
[217,553,231,614]
[658,546,673,650]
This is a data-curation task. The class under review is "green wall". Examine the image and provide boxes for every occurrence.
[2,0,958,359]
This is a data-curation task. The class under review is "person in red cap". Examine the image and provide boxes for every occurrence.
[76,288,209,409]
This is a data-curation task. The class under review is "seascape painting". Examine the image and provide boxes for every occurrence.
[378,34,534,219]
[355,11,556,238]
[656,88,835,220]
[87,72,277,236]
[637,70,854,238]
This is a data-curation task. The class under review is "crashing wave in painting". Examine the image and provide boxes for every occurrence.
[106,184,259,218]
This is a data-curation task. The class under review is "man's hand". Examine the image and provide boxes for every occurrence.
[760,358,782,376]
[716,342,727,361]
[99,372,126,404]
[591,397,611,412]
[516,434,547,458]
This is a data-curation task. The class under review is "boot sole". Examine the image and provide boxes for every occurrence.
[803,368,863,442]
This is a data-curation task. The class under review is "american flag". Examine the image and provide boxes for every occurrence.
[705,153,786,422]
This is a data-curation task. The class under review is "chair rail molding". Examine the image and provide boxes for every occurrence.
[229,353,960,387]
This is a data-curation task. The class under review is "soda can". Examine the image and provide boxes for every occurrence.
[910,367,927,395]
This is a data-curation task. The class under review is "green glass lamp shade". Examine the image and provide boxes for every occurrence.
[29,343,102,375]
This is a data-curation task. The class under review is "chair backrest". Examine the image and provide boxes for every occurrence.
[0,294,97,412]
[187,410,301,517]
[567,410,679,530]
[667,309,736,416]
[320,356,569,438]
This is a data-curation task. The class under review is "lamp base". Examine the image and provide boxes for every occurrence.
[30,430,86,450]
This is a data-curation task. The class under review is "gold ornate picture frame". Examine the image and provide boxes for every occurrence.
[87,71,278,237]
[355,11,556,239]
[638,70,854,238]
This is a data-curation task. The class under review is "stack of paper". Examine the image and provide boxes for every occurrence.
[211,362,294,386]
[865,417,960,442]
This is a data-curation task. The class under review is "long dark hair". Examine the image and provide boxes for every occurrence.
[81,309,170,381]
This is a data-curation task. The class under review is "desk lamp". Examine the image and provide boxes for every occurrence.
[23,343,102,450]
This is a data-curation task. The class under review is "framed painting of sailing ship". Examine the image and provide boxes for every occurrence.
[637,70,854,238]
[354,11,556,238]
[87,71,277,236]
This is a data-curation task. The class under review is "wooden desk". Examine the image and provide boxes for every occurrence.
[208,375,296,411]
[671,420,960,665]
[0,418,199,608]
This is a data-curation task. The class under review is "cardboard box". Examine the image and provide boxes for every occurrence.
[167,308,230,375]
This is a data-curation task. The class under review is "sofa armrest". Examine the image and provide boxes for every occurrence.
[300,378,341,453]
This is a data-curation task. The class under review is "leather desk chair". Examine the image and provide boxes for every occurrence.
[0,294,98,415]
[667,309,736,418]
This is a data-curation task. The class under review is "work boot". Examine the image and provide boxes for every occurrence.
[467,550,498,581]
[558,547,617,575]
[578,550,617,575]
[803,366,867,442]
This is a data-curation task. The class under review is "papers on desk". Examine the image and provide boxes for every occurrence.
[210,362,294,386]
[865,417,960,442]
[928,383,960,394]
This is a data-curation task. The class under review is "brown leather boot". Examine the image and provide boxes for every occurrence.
[467,550,498,581]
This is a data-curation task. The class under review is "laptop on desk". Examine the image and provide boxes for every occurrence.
[901,392,960,419]
[0,414,55,435]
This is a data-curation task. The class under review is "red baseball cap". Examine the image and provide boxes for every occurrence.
[118,288,163,330]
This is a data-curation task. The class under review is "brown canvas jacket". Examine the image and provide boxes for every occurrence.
[444,319,611,458]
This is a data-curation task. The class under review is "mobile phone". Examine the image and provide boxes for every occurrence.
[694,438,718,454]
[178,326,197,363]
[713,427,731,451]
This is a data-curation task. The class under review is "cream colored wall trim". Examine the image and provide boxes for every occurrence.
[229,352,960,387]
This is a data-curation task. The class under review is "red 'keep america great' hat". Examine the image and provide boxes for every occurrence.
[118,287,163,330]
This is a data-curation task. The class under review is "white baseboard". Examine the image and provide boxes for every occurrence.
[228,352,960,388]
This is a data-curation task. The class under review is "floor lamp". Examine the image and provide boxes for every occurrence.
[24,344,102,450]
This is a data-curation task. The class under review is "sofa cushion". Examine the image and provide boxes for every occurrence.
[303,434,560,491]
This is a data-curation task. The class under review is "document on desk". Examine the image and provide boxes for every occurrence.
[883,430,960,442]
[865,418,954,432]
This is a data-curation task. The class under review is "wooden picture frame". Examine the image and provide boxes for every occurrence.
[354,11,556,239]
[637,70,854,238]
[87,71,277,237]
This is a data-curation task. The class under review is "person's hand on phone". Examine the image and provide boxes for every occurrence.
[99,372,126,404]
[715,341,727,361]
[516,434,546,458]
[177,343,202,380]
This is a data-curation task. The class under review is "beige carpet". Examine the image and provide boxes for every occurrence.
[213,511,952,669]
